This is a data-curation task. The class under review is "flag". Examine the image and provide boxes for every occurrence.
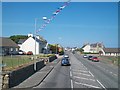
[43,16,47,20]
[59,5,66,10]
[56,9,61,13]
[53,11,59,15]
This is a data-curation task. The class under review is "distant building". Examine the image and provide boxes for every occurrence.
[18,34,48,55]
[100,48,120,56]
[82,42,104,53]
[0,37,19,55]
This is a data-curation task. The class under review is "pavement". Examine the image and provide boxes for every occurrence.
[13,56,62,88]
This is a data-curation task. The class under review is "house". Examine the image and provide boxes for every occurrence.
[18,34,48,55]
[100,48,120,56]
[0,37,19,55]
[82,42,104,53]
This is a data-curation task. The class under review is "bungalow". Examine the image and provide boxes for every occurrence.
[100,48,120,56]
[82,42,104,53]
[0,37,19,55]
[18,34,48,55]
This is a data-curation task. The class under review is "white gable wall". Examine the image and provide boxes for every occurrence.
[20,37,39,55]
[83,45,91,53]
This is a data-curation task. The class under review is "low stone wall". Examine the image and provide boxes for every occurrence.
[2,60,45,88]
[2,55,57,89]
[49,55,57,62]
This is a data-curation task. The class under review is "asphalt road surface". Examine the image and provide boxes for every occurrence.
[34,51,118,89]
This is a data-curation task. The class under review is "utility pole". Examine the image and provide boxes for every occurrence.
[34,18,37,71]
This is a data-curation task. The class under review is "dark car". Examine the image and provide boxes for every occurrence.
[61,58,70,66]
[91,57,99,62]
[88,56,93,60]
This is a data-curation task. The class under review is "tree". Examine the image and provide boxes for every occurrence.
[9,35,28,44]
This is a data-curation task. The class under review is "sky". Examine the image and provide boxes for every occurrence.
[2,2,118,48]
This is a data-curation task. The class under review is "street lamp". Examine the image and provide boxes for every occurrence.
[34,18,37,71]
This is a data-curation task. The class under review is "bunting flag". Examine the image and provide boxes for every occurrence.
[37,0,71,33]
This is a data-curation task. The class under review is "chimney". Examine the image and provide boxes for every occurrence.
[28,33,33,37]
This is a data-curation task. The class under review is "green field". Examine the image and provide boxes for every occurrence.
[2,55,34,71]
[100,56,119,66]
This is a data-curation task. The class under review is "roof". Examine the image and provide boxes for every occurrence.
[33,36,47,43]
[0,37,19,47]
[18,39,27,44]
[103,48,120,53]
[90,43,103,48]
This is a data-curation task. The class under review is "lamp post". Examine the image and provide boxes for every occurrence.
[34,18,37,71]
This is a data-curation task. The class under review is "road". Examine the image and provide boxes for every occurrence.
[34,51,118,89]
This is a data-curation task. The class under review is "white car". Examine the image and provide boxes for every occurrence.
[18,50,25,55]
[64,55,69,58]
[83,54,88,58]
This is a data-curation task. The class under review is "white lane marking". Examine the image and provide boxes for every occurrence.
[70,67,73,89]
[73,76,95,82]
[113,74,117,76]
[72,69,88,73]
[89,71,94,77]
[71,79,73,89]
[73,72,91,77]
[75,81,100,88]
[97,80,106,90]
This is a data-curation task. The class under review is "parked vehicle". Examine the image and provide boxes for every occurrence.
[88,56,93,60]
[27,51,33,55]
[18,50,26,55]
[61,58,70,66]
[83,54,88,58]
[9,51,18,55]
[91,57,99,62]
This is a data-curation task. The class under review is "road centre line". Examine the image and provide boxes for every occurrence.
[75,81,100,88]
[70,69,73,89]
[73,76,95,82]
[97,80,107,90]
[72,71,91,77]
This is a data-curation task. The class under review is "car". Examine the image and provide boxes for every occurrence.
[61,58,70,66]
[18,50,26,55]
[88,56,93,60]
[91,57,99,62]
[64,54,69,58]
[27,51,33,55]
[83,54,88,58]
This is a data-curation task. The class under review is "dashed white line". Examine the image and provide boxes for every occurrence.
[73,76,95,82]
[75,81,100,88]
[70,67,73,89]
[97,80,106,90]
[89,71,94,77]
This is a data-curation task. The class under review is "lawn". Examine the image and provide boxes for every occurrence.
[100,56,119,66]
[2,55,34,71]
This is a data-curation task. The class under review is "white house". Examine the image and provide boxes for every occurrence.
[100,48,120,56]
[82,42,104,53]
[82,44,91,53]
[18,34,48,55]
